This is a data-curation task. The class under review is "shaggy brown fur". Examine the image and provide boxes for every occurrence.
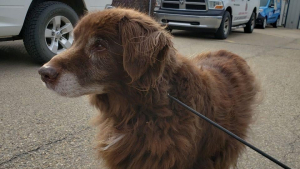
[39,8,259,169]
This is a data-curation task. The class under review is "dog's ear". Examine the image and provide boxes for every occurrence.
[119,16,172,90]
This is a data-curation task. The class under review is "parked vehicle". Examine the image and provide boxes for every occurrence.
[0,0,112,63]
[154,0,260,39]
[256,0,281,29]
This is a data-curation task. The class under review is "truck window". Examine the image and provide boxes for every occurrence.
[269,0,274,7]
[260,0,269,7]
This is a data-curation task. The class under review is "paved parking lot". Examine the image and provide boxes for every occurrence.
[1,27,299,169]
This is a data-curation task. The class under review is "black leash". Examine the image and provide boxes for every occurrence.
[167,94,291,169]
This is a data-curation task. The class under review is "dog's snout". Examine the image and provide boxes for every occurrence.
[38,66,59,83]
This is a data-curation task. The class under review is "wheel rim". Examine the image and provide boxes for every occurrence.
[251,14,255,30]
[224,17,229,35]
[44,16,74,54]
[263,19,266,28]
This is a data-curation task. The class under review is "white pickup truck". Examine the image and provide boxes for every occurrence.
[0,0,112,63]
[154,0,260,39]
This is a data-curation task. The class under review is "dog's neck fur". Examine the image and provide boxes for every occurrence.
[89,52,206,132]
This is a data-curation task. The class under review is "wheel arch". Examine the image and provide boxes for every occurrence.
[253,7,257,18]
[226,6,232,20]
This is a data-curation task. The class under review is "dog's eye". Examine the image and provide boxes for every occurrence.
[95,39,107,52]
[98,44,106,52]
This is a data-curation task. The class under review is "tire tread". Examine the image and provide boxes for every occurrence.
[244,12,255,33]
[215,11,231,39]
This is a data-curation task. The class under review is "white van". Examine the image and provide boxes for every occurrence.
[154,0,260,39]
[0,0,112,62]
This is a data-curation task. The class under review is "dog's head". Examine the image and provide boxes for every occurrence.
[38,8,173,97]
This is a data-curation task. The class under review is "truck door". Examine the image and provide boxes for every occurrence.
[232,0,247,26]
[273,0,281,22]
[266,0,276,23]
[245,0,255,21]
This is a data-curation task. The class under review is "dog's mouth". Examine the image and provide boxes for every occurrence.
[40,72,106,98]
[38,66,82,97]
[40,74,59,90]
[42,81,55,91]
[46,73,86,97]
[42,81,69,97]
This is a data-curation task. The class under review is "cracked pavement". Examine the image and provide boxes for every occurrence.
[1,27,300,168]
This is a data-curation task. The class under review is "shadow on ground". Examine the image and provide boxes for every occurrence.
[0,40,38,66]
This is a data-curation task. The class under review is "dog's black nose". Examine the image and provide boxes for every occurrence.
[38,66,59,83]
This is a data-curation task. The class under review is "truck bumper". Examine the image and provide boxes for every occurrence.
[154,10,224,32]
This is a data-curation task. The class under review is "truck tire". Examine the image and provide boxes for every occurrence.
[244,12,255,33]
[23,1,79,63]
[215,11,231,39]
[262,17,267,29]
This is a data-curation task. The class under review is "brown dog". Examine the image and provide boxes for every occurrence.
[38,8,259,169]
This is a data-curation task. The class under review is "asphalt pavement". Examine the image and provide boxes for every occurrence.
[0,27,299,169]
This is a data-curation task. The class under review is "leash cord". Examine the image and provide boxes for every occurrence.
[167,94,291,169]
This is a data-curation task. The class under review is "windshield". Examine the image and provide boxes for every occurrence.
[260,0,269,6]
